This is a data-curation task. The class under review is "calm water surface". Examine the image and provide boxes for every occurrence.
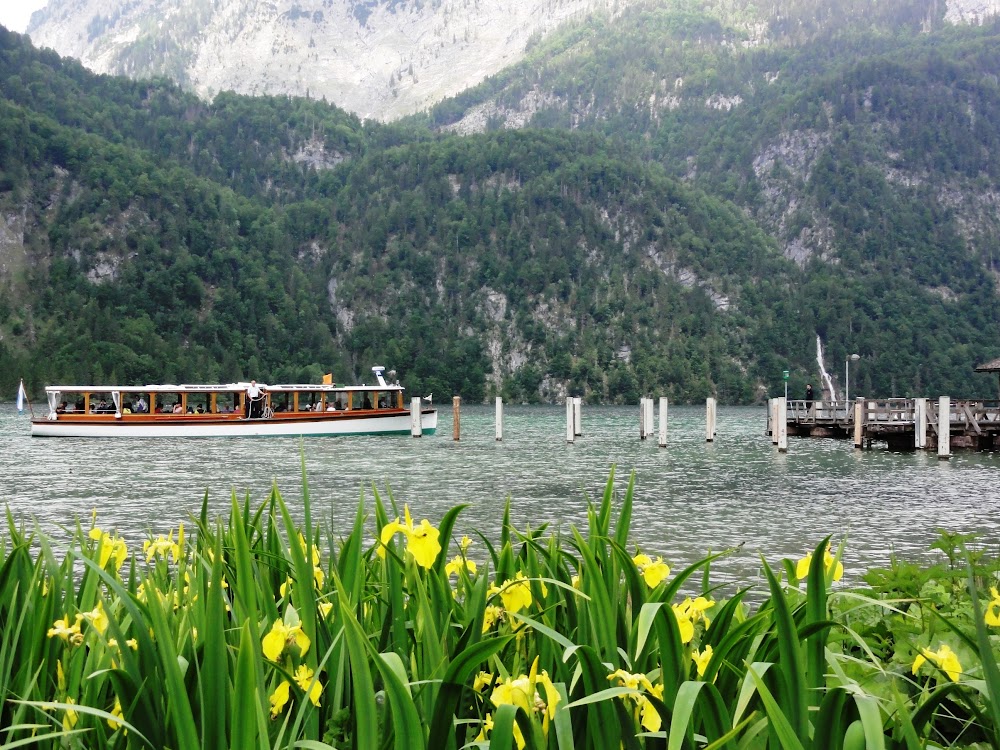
[2,403,998,585]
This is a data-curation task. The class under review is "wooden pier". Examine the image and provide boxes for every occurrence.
[770,398,1000,451]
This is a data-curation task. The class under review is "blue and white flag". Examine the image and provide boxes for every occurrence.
[16,380,26,414]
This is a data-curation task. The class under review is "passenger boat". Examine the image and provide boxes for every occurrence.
[29,366,437,438]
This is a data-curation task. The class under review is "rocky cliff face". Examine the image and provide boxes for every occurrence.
[26,0,622,120]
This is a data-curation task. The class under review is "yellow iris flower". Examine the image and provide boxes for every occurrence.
[795,544,844,582]
[474,713,495,744]
[378,506,442,569]
[693,645,713,677]
[47,614,84,644]
[143,525,183,563]
[294,664,323,706]
[474,671,493,692]
[62,697,78,731]
[82,601,109,635]
[269,680,291,718]
[671,597,713,644]
[489,572,533,614]
[608,669,664,732]
[490,657,561,739]
[482,605,504,633]
[633,553,670,588]
[986,587,1000,627]
[262,616,311,661]
[639,687,664,732]
[445,554,478,577]
[88,527,128,570]
[912,643,962,683]
[108,698,124,730]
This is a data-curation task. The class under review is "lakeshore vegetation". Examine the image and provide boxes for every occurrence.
[3,469,1000,748]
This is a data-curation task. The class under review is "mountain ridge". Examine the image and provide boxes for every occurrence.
[26,0,624,120]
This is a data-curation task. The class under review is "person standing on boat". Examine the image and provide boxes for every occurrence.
[246,380,266,418]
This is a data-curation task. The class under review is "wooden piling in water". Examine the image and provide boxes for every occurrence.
[658,397,668,448]
[639,398,647,440]
[645,398,655,439]
[574,397,582,436]
[567,398,575,443]
[770,399,778,445]
[706,397,716,442]
[915,397,927,449]
[777,397,788,453]
[495,396,503,441]
[453,396,461,441]
[938,396,951,459]
[410,397,422,437]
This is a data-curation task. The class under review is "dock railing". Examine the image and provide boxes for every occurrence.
[786,399,853,424]
[929,398,1000,435]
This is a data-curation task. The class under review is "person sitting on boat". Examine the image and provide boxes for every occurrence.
[363,394,372,409]
[135,396,148,413]
[95,399,109,413]
[56,401,67,413]
[172,402,183,414]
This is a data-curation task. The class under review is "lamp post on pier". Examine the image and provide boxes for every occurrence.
[845,353,860,404]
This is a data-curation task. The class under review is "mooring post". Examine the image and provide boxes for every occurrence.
[639,398,647,440]
[410,397,422,437]
[566,398,575,443]
[938,395,951,459]
[573,397,582,436]
[658,396,668,448]
[452,396,461,441]
[770,399,779,444]
[706,397,716,442]
[495,396,503,441]
[777,397,788,453]
[853,397,864,449]
[645,397,655,439]
[915,397,927,449]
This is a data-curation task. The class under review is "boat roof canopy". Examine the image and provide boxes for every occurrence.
[44,383,404,394]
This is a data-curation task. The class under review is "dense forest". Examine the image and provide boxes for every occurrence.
[1,3,999,402]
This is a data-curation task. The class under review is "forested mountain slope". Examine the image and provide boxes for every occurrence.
[2,19,997,403]
[0,26,802,403]
[424,2,1000,397]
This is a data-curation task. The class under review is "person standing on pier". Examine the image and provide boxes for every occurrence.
[805,383,815,408]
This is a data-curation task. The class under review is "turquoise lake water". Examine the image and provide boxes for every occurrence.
[2,403,997,585]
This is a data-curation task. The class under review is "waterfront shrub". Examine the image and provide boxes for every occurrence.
[1,469,999,748]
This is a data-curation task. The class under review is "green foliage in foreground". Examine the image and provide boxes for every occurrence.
[2,469,1000,748]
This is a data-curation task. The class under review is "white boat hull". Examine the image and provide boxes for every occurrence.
[31,410,438,438]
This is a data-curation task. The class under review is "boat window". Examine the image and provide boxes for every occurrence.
[90,392,115,414]
[156,393,184,414]
[273,392,291,413]
[62,393,84,413]
[186,393,210,414]
[127,393,151,413]
[296,392,324,412]
[215,393,239,414]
